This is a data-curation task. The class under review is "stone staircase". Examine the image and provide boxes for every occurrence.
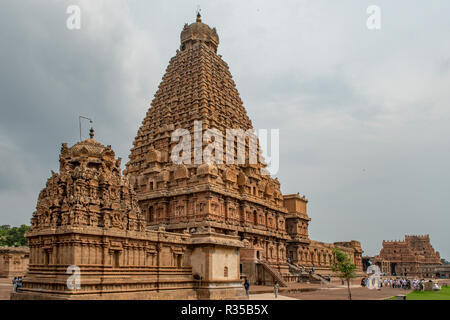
[310,273,331,284]
[287,261,330,284]
[287,261,303,274]
[258,260,288,287]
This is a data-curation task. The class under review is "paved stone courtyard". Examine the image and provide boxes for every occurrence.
[249,287,409,300]
[0,277,410,300]
[283,286,410,300]
[0,278,12,300]
[248,279,411,300]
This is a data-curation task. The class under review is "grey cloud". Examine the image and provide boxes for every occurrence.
[0,0,449,259]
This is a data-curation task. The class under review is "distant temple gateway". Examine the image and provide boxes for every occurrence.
[372,234,442,277]
[13,13,362,300]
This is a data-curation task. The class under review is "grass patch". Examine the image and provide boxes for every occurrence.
[405,286,450,300]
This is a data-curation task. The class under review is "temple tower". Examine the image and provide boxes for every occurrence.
[125,13,291,278]
[373,234,441,277]
[125,13,364,284]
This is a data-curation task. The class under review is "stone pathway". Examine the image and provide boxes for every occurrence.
[285,286,411,300]
[249,293,298,300]
[249,277,366,294]
[0,278,12,300]
[0,277,413,300]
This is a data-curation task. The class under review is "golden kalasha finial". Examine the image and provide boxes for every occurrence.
[196,7,202,23]
[89,127,95,139]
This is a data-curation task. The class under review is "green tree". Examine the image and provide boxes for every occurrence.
[0,224,30,247]
[332,248,356,300]
[0,229,6,245]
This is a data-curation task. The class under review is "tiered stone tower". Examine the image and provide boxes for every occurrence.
[405,235,441,265]
[373,234,441,277]
[126,13,363,283]
[29,128,146,234]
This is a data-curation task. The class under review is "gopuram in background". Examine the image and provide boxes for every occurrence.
[372,234,442,277]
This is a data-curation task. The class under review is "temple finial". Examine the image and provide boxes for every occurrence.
[89,127,95,139]
[196,7,202,23]
[79,116,93,141]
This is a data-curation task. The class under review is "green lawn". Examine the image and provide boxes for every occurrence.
[405,286,450,300]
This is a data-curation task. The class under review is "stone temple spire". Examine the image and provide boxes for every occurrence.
[180,11,219,52]
[126,11,286,227]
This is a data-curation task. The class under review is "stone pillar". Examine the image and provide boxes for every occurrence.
[190,232,246,300]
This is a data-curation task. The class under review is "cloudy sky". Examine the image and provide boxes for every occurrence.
[1,0,449,258]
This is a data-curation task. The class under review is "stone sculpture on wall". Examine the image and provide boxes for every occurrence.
[31,129,145,233]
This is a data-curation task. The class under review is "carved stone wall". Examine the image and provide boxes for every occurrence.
[13,132,245,300]
[0,247,29,278]
[124,14,363,282]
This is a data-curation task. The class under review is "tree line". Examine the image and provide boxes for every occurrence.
[0,225,30,247]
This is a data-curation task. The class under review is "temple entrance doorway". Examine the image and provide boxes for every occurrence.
[390,262,397,275]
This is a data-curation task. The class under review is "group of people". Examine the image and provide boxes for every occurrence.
[382,278,412,289]
[361,277,436,291]
[12,277,23,292]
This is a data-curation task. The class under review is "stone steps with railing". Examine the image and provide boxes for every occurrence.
[287,261,331,284]
[258,259,288,287]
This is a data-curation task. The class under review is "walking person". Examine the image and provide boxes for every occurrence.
[244,279,250,297]
[273,281,279,299]
[17,277,22,292]
[12,277,17,293]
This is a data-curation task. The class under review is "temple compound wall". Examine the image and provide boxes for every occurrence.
[433,265,450,279]
[373,234,441,277]
[0,247,29,278]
